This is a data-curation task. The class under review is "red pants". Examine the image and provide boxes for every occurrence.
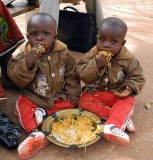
[15,96,75,134]
[78,91,135,130]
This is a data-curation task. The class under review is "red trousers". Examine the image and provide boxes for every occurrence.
[15,96,75,134]
[78,91,135,130]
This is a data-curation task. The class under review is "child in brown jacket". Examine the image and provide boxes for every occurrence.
[76,17,145,147]
[7,13,81,159]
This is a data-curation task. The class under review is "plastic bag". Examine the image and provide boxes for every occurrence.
[0,111,21,149]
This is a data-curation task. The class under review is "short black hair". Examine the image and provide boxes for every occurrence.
[27,12,57,30]
[99,17,127,36]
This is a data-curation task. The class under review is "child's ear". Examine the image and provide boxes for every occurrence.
[122,40,126,46]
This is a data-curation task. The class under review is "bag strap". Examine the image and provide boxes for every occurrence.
[63,6,79,12]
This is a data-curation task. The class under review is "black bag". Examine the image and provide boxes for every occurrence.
[57,6,97,53]
[0,111,21,149]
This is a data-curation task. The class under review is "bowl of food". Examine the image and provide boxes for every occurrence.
[42,109,103,148]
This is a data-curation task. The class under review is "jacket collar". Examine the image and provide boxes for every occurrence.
[53,39,67,52]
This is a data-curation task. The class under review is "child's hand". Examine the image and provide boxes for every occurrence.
[67,95,79,105]
[95,54,107,69]
[25,44,47,70]
[115,86,133,99]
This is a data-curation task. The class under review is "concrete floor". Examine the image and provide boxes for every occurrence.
[1,0,153,159]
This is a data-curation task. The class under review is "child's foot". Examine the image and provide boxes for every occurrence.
[18,131,50,159]
[104,124,129,146]
[34,108,46,126]
[126,118,135,133]
[0,83,7,100]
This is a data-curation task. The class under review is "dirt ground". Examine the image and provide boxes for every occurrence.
[0,0,153,160]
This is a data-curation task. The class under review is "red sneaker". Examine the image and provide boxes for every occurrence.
[18,131,50,159]
[0,82,7,100]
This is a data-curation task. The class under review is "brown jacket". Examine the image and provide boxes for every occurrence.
[7,40,81,109]
[76,46,145,96]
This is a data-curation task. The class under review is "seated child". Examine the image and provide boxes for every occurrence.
[76,17,145,146]
[7,13,81,159]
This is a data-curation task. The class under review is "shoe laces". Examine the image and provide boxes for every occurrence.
[126,118,135,131]
[111,127,126,136]
[127,119,132,126]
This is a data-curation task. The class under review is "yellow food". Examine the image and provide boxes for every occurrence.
[99,51,113,69]
[99,51,113,61]
[33,44,46,54]
[50,114,102,145]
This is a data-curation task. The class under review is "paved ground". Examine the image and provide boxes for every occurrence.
[1,0,153,159]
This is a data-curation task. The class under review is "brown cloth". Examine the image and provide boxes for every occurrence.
[0,0,25,57]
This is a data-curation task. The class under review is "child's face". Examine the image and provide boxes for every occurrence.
[27,16,56,52]
[97,24,126,56]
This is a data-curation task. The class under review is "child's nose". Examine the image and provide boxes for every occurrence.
[36,35,43,41]
[103,41,111,48]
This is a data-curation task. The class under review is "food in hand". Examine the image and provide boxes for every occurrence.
[99,51,113,62]
[99,51,113,69]
[33,44,47,55]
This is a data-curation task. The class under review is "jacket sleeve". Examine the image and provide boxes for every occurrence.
[120,57,145,95]
[64,53,81,96]
[7,53,37,87]
[76,53,105,84]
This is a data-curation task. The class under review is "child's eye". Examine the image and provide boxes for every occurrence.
[43,32,50,36]
[111,40,118,44]
[28,32,38,37]
[99,38,105,42]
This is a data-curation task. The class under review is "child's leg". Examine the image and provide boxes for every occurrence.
[46,99,75,115]
[78,92,135,146]
[16,96,50,159]
[78,91,117,119]
[105,96,135,129]
[15,96,38,134]
[103,96,135,146]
